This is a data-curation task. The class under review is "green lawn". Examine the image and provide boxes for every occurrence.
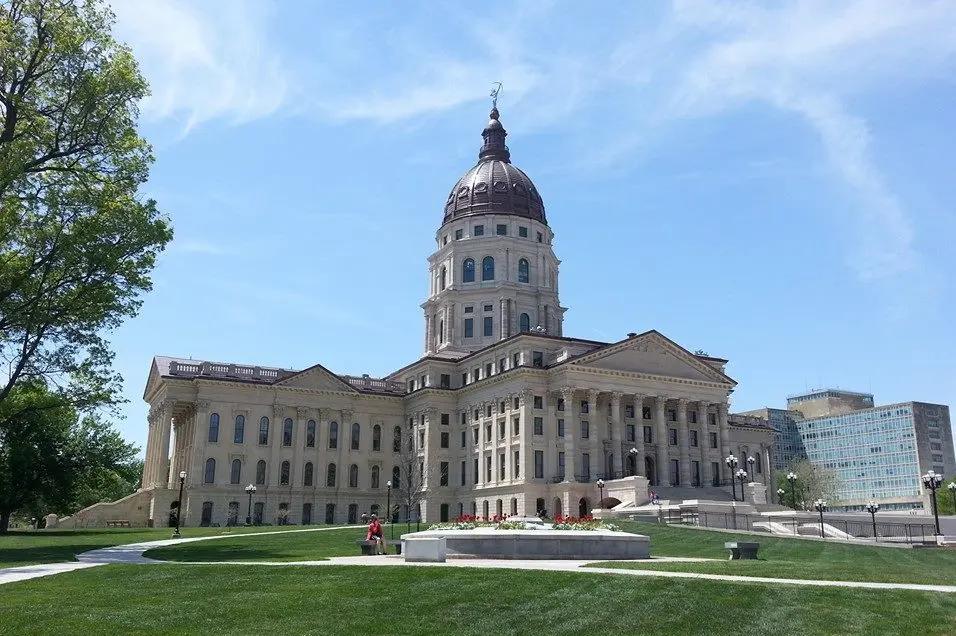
[0,525,329,568]
[595,520,956,586]
[144,526,373,562]
[1,564,954,635]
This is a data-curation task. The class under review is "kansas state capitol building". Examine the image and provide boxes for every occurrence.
[97,107,775,528]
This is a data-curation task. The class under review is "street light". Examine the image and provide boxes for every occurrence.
[865,502,879,542]
[922,470,944,536]
[814,499,827,538]
[787,472,798,510]
[735,468,748,502]
[172,470,187,538]
[948,482,956,516]
[386,479,393,541]
[776,488,786,506]
[597,478,606,509]
[629,448,639,477]
[746,456,755,483]
[244,484,257,525]
[725,454,739,502]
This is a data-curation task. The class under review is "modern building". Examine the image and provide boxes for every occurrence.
[744,389,954,511]
[66,106,773,528]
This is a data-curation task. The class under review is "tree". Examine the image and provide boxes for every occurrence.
[0,0,172,428]
[0,380,139,531]
[775,459,840,510]
[393,425,432,529]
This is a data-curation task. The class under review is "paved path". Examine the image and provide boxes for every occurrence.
[3,527,956,594]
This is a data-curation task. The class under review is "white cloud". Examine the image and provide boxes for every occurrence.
[110,0,290,133]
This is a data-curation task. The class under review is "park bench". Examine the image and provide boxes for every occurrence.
[724,541,759,560]
[106,520,131,528]
[355,539,380,556]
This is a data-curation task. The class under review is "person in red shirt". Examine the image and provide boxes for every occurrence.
[366,514,385,554]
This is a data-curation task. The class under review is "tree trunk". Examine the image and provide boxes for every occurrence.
[0,510,10,533]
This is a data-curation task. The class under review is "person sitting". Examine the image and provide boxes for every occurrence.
[366,514,386,554]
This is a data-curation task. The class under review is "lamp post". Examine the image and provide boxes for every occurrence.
[746,456,755,483]
[776,488,786,505]
[725,454,739,501]
[386,480,393,541]
[172,471,187,538]
[922,470,943,536]
[865,502,879,542]
[629,447,639,477]
[736,469,748,502]
[814,499,827,538]
[787,472,798,510]
[948,482,956,516]
[244,484,257,525]
[597,478,606,509]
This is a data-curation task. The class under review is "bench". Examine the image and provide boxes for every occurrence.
[355,539,381,556]
[106,520,131,528]
[725,541,759,560]
[403,537,446,563]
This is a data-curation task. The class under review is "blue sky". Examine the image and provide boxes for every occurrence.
[106,0,956,451]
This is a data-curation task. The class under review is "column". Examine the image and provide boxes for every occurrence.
[610,392,624,477]
[677,398,690,487]
[475,404,484,486]
[717,402,730,482]
[587,389,601,479]
[157,405,173,488]
[698,401,712,485]
[423,408,439,489]
[762,444,772,486]
[544,393,558,480]
[143,408,159,487]
[561,387,577,482]
[424,311,432,354]
[519,390,533,482]
[499,298,509,340]
[632,394,645,476]
[489,402,499,484]
[654,395,670,487]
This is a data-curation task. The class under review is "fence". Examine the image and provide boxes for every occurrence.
[685,510,937,545]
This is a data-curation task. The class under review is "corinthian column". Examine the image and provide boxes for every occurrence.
[654,396,670,487]
[561,387,577,482]
[717,402,730,481]
[677,398,690,487]
[610,392,623,476]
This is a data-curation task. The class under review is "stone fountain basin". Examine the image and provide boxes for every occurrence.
[401,528,650,560]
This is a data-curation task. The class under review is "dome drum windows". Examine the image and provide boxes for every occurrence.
[482,256,495,281]
[462,258,475,283]
[518,258,530,283]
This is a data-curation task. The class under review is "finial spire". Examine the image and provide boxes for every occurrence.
[490,81,502,110]
[480,82,509,162]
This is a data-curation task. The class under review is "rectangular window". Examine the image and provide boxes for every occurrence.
[483,304,493,312]
[485,424,492,442]
[532,351,544,367]
[455,229,463,240]
[708,413,717,426]
[537,231,543,243]
[440,374,450,388]
[689,411,698,424]
[475,368,481,382]
[441,413,449,426]
[666,409,677,422]
[711,462,720,486]
[486,404,492,417]
[474,458,479,484]
[499,357,506,372]
[534,450,544,478]
[533,417,544,435]
[440,461,449,486]
[513,352,520,367]
[514,450,520,478]
[669,428,678,445]
[442,235,448,245]
[625,405,634,418]
[581,453,590,480]
[440,432,449,448]
[557,419,565,437]
[519,226,528,238]
[557,399,565,412]
[580,400,589,414]
[626,424,635,442]
[498,421,505,439]
[474,224,484,236]
[464,305,474,313]
[461,461,466,486]
[461,430,466,448]
[474,428,479,445]
[709,432,718,449]
[485,362,492,376]
[670,459,680,486]
[486,456,492,482]
[643,426,653,444]
[461,373,468,386]
[642,407,652,420]
[581,421,590,439]
[499,453,505,479]
[692,461,701,487]
[512,416,519,435]
[690,430,698,447]
[558,451,566,479]
[533,396,543,409]
[464,318,474,338]
[306,421,315,448]
[496,224,507,235]
[513,397,520,410]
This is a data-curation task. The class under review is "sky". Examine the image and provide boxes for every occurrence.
[104,0,956,452]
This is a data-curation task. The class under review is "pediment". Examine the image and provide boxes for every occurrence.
[275,363,357,392]
[571,332,733,385]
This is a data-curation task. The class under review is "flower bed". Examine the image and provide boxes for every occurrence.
[428,514,618,532]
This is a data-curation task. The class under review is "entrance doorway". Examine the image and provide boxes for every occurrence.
[578,497,589,517]
[645,456,656,486]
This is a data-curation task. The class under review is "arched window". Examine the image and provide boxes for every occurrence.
[327,463,337,487]
[372,424,382,452]
[256,460,266,485]
[439,266,447,291]
[349,464,359,488]
[482,256,495,281]
[304,462,314,486]
[283,418,293,446]
[392,426,401,453]
[280,460,290,485]
[518,258,529,283]
[520,313,531,332]
[462,258,475,283]
[204,458,216,484]
[234,415,245,444]
[306,420,316,447]
[351,422,360,450]
[208,413,220,443]
[230,459,241,484]
[371,465,380,488]
[392,466,400,489]
[258,417,269,445]
[329,422,338,449]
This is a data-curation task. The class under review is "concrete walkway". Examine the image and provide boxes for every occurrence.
[3,526,956,594]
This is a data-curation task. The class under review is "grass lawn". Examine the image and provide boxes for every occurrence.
[1,564,954,635]
[144,526,374,562]
[0,525,340,568]
[595,520,956,586]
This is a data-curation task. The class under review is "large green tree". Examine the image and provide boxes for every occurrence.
[0,380,138,531]
[775,459,841,510]
[0,0,172,428]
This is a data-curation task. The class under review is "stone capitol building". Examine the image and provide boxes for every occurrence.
[76,107,775,528]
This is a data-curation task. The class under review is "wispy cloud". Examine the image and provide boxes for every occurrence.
[171,240,236,257]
